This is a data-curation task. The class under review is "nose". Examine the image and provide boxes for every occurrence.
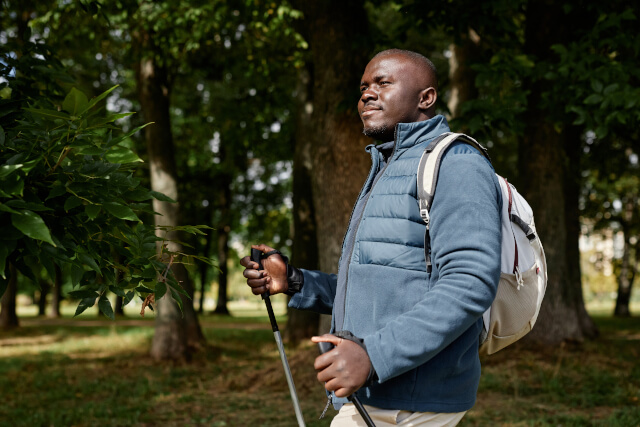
[361,87,377,103]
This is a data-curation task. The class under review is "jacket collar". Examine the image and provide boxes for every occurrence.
[394,115,450,151]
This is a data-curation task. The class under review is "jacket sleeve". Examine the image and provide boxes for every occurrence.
[363,149,502,383]
[288,269,337,315]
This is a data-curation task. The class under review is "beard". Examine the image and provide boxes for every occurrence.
[362,123,393,141]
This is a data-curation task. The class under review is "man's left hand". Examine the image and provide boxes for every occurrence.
[311,334,371,398]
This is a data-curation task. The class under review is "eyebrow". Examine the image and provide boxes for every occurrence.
[361,74,390,86]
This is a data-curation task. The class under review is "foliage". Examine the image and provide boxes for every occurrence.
[31,0,307,262]
[0,35,208,319]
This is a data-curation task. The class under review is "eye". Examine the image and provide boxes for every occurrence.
[360,85,368,93]
[380,81,391,86]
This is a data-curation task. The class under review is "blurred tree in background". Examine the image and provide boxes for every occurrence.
[1,0,639,359]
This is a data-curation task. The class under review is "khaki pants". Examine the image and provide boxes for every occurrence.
[331,403,466,427]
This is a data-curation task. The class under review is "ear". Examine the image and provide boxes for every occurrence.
[418,87,437,111]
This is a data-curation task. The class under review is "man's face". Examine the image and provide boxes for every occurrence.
[358,54,429,141]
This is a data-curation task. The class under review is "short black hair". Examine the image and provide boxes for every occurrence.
[372,49,438,90]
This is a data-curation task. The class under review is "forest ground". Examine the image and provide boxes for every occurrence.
[0,301,639,426]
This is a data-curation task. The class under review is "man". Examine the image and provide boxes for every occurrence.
[241,49,502,426]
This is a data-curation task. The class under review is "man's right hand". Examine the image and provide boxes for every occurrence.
[239,244,289,296]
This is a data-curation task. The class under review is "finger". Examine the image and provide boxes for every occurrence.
[251,286,268,296]
[322,377,341,392]
[246,277,268,287]
[311,334,343,346]
[314,352,333,371]
[240,258,261,270]
[316,366,336,383]
[251,243,276,254]
[334,387,354,398]
[243,268,263,280]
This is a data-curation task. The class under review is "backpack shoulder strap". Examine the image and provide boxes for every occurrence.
[417,132,491,225]
[417,132,491,274]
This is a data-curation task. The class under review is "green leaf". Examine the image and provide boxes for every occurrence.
[70,264,85,286]
[135,285,155,294]
[0,240,16,279]
[109,285,126,297]
[24,108,70,120]
[74,295,98,317]
[603,83,619,95]
[77,252,100,273]
[0,203,20,214]
[104,145,143,163]
[46,184,67,200]
[103,202,140,221]
[169,286,184,313]
[64,196,83,212]
[584,94,603,105]
[123,291,135,307]
[98,294,115,320]
[0,175,23,197]
[11,210,56,247]
[83,85,119,114]
[155,281,167,300]
[85,204,101,220]
[69,289,100,299]
[0,164,23,178]
[591,79,603,93]
[150,190,176,203]
[105,123,152,148]
[0,125,5,146]
[63,87,89,116]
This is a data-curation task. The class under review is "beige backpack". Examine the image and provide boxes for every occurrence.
[417,132,547,354]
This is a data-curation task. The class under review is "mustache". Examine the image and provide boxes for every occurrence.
[361,102,383,111]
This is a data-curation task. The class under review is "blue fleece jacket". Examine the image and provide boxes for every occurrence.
[289,115,502,413]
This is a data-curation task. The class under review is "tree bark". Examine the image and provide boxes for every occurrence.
[213,224,231,315]
[293,0,372,273]
[1,263,19,329]
[136,54,205,360]
[197,236,212,314]
[213,167,232,315]
[447,28,481,123]
[520,0,597,345]
[48,264,62,318]
[614,199,637,317]
[37,278,49,316]
[286,68,320,344]
[292,0,373,334]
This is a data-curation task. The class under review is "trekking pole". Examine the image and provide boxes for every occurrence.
[251,249,305,427]
[318,342,376,427]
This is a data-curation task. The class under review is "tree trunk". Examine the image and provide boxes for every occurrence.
[136,54,205,360]
[292,1,373,334]
[48,264,62,318]
[286,68,320,345]
[1,263,19,329]
[614,200,637,317]
[213,168,232,315]
[447,28,481,123]
[213,224,230,315]
[38,278,49,316]
[114,295,124,316]
[520,0,597,345]
[293,0,372,273]
[293,0,373,334]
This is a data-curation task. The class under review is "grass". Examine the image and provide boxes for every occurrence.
[1,304,639,426]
